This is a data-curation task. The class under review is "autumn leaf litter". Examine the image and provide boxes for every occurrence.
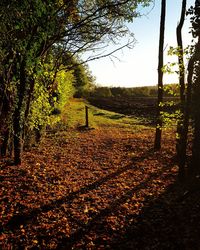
[1,127,194,249]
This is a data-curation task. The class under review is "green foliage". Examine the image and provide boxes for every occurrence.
[158,84,180,128]
[27,68,75,131]
[55,70,75,111]
[73,63,95,98]
[163,45,193,76]
[163,84,179,97]
[89,85,179,98]
[160,110,182,128]
[92,87,113,98]
[28,82,52,130]
[128,86,152,97]
[110,87,128,97]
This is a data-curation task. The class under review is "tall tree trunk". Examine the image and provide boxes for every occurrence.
[154,0,166,150]
[177,0,186,102]
[22,74,36,145]
[192,106,200,174]
[176,0,187,179]
[181,56,194,176]
[191,37,200,174]
[13,59,26,165]
[0,75,13,158]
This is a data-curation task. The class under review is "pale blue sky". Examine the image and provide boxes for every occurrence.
[87,0,194,87]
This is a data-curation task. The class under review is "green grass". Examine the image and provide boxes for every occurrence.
[59,98,148,131]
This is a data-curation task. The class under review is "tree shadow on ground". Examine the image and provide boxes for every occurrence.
[110,177,200,250]
[4,148,155,232]
[2,147,185,249]
[55,158,177,249]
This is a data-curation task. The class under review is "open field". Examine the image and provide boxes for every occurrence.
[88,96,179,124]
[1,99,200,249]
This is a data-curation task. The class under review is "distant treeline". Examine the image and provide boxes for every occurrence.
[89,84,179,98]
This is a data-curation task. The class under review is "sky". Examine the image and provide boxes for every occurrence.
[85,0,194,87]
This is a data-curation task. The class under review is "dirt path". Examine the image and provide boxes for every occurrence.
[1,127,197,249]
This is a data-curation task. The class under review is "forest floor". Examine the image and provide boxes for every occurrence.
[1,99,200,249]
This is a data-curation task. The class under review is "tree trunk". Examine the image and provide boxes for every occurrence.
[13,58,26,165]
[22,74,36,145]
[0,75,13,158]
[189,0,200,175]
[154,0,166,150]
[13,110,23,165]
[179,56,194,178]
[176,0,186,102]
[191,112,200,174]
[191,39,200,174]
[176,0,187,179]
[1,129,10,157]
